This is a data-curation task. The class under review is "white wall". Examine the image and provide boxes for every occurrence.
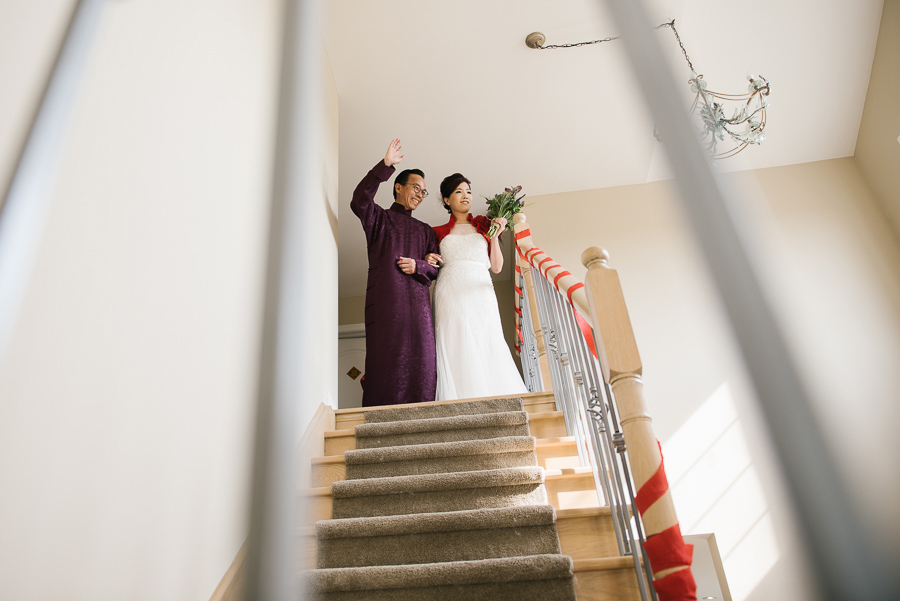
[525,157,900,601]
[0,1,342,599]
[302,33,340,425]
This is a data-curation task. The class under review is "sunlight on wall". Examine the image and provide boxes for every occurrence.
[663,383,780,601]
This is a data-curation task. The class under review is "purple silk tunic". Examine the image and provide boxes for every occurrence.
[351,161,440,407]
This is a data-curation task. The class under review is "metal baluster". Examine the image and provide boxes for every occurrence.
[600,375,657,600]
[546,283,593,468]
[560,303,614,507]
[520,251,655,599]
[536,273,583,463]
[601,378,637,552]
[530,269,571,429]
[564,302,654,601]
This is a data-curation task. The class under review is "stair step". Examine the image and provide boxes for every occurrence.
[331,466,547,519]
[301,396,628,601]
[302,553,576,601]
[573,556,649,601]
[361,397,525,423]
[298,505,630,569]
[538,436,582,470]
[324,411,567,456]
[312,436,581,487]
[314,505,560,568]
[355,410,531,450]
[345,436,537,480]
[333,392,557,430]
[545,466,602,510]
[299,467,601,524]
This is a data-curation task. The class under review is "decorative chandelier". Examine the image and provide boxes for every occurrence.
[525,20,771,159]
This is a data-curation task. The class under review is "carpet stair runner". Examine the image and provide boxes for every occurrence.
[302,397,578,600]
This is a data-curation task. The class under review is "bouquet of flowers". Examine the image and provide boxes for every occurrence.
[484,185,527,238]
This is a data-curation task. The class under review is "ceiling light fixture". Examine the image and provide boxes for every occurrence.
[525,20,771,159]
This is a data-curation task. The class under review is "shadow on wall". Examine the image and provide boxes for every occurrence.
[664,383,792,601]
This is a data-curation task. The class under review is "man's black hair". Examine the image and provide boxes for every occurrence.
[393,169,426,200]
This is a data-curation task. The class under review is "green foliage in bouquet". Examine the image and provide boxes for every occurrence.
[484,185,527,238]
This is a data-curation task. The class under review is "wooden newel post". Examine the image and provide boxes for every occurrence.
[581,246,695,589]
[513,213,553,391]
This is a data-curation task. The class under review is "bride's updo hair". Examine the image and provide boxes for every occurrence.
[439,173,472,214]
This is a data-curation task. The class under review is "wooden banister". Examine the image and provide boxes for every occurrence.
[510,210,694,595]
[581,246,689,584]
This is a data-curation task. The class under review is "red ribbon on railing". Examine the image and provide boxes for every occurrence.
[514,238,599,360]
[538,256,554,274]
[635,443,670,516]
[652,564,698,601]
[573,310,598,360]
[566,282,584,306]
[552,270,571,289]
[516,229,695,601]
[636,442,698,601]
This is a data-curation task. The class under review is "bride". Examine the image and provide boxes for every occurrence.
[427,173,528,401]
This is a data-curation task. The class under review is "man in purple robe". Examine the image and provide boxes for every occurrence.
[351,139,439,406]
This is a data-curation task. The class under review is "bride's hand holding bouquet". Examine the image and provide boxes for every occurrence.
[484,186,526,238]
[488,217,508,240]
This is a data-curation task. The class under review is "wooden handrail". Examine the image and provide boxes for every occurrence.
[511,212,695,595]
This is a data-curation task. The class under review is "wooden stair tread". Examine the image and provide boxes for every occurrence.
[323,414,566,459]
[557,506,613,519]
[538,436,577,447]
[311,455,344,465]
[574,556,644,571]
[333,394,559,430]
[333,392,554,417]
[300,466,596,498]
[325,414,563,438]
[545,466,594,479]
[528,411,563,421]
[313,436,579,467]
[324,428,354,439]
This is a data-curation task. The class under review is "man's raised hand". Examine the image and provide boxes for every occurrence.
[384,138,405,167]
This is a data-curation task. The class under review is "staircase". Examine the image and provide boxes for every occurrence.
[299,392,649,600]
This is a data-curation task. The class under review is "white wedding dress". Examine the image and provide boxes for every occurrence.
[434,230,528,401]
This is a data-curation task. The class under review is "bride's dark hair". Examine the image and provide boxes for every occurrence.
[439,173,471,214]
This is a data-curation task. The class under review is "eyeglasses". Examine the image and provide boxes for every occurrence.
[406,183,429,198]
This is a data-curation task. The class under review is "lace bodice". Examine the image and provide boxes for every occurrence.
[438,232,489,270]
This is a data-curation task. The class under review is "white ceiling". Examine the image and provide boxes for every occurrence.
[327,0,884,298]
